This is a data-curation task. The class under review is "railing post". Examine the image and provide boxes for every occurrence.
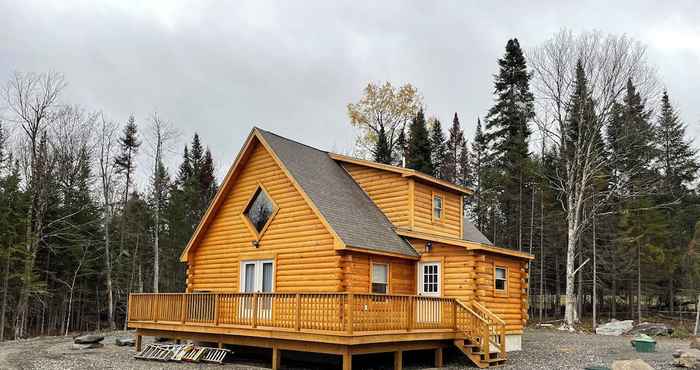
[180,293,187,323]
[127,295,132,323]
[214,293,220,326]
[483,324,490,356]
[500,325,506,357]
[295,293,301,331]
[252,293,258,328]
[346,293,354,335]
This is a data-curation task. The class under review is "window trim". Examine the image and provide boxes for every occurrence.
[239,259,276,293]
[431,191,444,223]
[494,266,508,296]
[370,262,390,295]
[241,182,279,242]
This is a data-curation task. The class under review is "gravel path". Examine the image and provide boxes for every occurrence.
[0,328,690,369]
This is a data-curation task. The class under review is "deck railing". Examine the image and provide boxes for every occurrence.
[129,292,462,334]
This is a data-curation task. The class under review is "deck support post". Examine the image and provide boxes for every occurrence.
[272,346,282,370]
[135,333,142,352]
[342,350,352,370]
[393,350,403,370]
[434,348,443,368]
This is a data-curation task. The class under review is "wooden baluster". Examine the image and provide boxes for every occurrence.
[407,296,413,332]
[295,293,301,331]
[214,294,220,326]
[181,294,187,323]
[346,293,354,335]
[252,293,258,328]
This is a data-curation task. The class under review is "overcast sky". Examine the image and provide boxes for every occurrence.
[2,1,699,186]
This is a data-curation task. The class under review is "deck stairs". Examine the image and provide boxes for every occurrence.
[453,301,507,368]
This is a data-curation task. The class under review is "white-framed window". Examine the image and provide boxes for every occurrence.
[240,259,275,293]
[495,267,507,292]
[371,263,388,294]
[433,194,443,221]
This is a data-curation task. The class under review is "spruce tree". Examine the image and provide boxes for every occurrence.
[374,126,392,164]
[429,119,447,179]
[655,91,699,194]
[444,113,464,183]
[406,110,433,175]
[115,115,141,254]
[470,118,488,230]
[484,38,535,248]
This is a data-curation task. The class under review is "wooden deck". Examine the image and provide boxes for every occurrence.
[128,292,507,369]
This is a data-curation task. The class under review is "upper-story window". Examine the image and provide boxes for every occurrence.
[432,193,443,221]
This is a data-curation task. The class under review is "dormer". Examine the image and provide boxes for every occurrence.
[330,154,472,239]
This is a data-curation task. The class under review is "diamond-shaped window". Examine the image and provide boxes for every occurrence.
[242,185,278,239]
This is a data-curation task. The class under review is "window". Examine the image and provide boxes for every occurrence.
[371,264,388,294]
[433,194,443,221]
[242,185,278,240]
[495,267,507,291]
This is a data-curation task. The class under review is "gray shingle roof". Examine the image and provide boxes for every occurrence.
[462,219,493,245]
[257,128,419,257]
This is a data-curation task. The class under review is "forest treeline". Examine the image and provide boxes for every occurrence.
[348,31,700,329]
[0,29,699,340]
[0,73,218,339]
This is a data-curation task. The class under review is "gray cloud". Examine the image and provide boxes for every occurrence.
[2,0,699,187]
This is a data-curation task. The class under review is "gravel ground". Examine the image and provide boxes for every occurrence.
[0,328,691,369]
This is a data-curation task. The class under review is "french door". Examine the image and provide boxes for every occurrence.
[240,260,274,319]
[417,262,441,323]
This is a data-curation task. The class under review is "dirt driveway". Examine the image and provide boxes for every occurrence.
[0,328,691,369]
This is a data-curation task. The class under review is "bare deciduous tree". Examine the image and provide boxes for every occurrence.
[97,115,118,330]
[529,30,658,327]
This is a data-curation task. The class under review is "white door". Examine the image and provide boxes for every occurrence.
[240,260,274,319]
[417,262,441,323]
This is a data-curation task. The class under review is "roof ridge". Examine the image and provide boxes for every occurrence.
[254,126,330,154]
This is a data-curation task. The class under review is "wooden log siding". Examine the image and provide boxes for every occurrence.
[344,253,416,295]
[129,293,480,335]
[413,181,462,238]
[188,142,341,292]
[341,163,410,228]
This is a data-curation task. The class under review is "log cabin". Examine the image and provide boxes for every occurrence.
[127,127,534,369]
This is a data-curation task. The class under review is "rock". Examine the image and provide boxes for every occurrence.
[611,359,654,370]
[625,322,673,336]
[115,337,135,347]
[154,336,170,342]
[690,336,700,350]
[673,349,700,368]
[73,334,104,344]
[71,342,104,350]
[596,319,634,336]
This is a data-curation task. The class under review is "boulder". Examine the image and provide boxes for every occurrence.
[673,349,700,368]
[625,322,673,336]
[154,336,170,342]
[690,336,700,350]
[596,319,634,336]
[611,359,654,370]
[71,342,104,350]
[115,337,135,347]
[73,334,104,344]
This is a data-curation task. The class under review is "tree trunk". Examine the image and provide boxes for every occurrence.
[0,246,10,341]
[592,214,597,331]
[694,294,699,336]
[104,210,116,330]
[637,243,642,323]
[564,221,578,326]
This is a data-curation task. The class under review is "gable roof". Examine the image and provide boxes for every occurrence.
[257,128,419,258]
[329,153,474,195]
[180,127,419,262]
[462,220,493,245]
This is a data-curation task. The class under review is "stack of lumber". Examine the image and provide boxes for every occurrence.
[134,343,230,364]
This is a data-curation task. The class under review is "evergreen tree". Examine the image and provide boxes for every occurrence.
[655,91,699,194]
[469,118,488,230]
[396,128,407,166]
[406,110,433,174]
[374,126,393,164]
[444,113,464,183]
[429,119,447,179]
[458,138,471,188]
[484,38,535,249]
[114,115,141,254]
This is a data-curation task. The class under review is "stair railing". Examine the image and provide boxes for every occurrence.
[471,301,507,357]
[454,299,491,355]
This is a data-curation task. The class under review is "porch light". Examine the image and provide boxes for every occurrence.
[425,241,432,253]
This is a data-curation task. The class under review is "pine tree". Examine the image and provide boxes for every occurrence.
[484,38,534,249]
[114,115,141,255]
[655,91,699,194]
[374,126,392,164]
[443,113,464,183]
[429,119,447,179]
[458,138,471,187]
[406,110,433,175]
[470,118,488,230]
